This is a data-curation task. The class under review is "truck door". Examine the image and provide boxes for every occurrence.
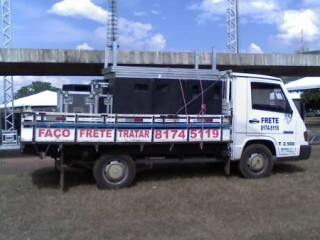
[247,80,297,156]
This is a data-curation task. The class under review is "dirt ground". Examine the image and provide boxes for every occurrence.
[1,147,320,240]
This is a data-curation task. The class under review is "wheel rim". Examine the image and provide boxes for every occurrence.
[247,153,265,172]
[103,160,128,184]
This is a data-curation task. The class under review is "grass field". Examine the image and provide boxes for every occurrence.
[1,148,320,240]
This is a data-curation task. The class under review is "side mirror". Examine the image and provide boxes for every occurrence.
[285,104,293,115]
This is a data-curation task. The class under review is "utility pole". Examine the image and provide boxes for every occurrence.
[105,0,119,67]
[1,0,17,146]
[227,0,239,53]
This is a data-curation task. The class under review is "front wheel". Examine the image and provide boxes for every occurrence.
[239,144,274,179]
[93,154,136,189]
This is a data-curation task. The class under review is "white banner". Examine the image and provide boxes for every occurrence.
[77,129,115,142]
[116,129,152,142]
[36,128,75,142]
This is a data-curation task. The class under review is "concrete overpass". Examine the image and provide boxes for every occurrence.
[1,48,320,77]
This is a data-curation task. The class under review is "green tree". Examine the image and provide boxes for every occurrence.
[301,90,320,111]
[15,81,60,99]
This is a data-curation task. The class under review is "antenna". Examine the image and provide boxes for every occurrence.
[227,0,239,53]
[300,29,304,52]
[1,0,14,130]
[105,0,119,67]
[1,0,17,146]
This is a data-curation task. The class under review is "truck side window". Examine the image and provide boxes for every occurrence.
[251,82,290,113]
[156,84,169,93]
[134,84,148,91]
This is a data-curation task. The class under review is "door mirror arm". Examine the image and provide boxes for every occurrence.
[285,104,293,116]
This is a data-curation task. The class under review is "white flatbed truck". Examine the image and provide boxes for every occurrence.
[20,67,311,189]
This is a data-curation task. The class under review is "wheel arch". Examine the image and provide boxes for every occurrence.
[243,139,276,157]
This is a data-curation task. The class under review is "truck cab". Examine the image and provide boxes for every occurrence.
[230,73,311,178]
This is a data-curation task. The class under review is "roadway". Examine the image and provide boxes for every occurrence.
[1,48,320,76]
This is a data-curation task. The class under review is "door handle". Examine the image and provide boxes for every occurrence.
[249,119,260,124]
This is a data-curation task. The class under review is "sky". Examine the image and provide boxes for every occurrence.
[3,0,320,101]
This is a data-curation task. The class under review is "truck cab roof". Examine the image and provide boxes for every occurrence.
[231,72,282,82]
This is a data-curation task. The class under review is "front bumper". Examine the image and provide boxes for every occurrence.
[277,145,312,162]
[299,145,312,160]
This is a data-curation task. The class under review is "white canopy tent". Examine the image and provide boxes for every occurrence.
[0,90,57,109]
[285,77,320,91]
[288,91,301,99]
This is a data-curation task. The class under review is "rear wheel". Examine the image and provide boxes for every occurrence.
[239,144,274,179]
[93,154,136,189]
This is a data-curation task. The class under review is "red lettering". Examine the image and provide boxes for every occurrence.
[38,129,45,137]
[171,130,177,139]
[77,129,114,140]
[88,130,93,138]
[190,129,196,139]
[138,130,144,138]
[124,130,129,138]
[62,129,70,138]
[178,130,186,139]
[93,129,98,138]
[212,129,219,138]
[199,130,203,138]
[163,130,169,139]
[145,130,150,139]
[205,129,210,138]
[117,129,123,138]
[53,129,61,138]
[117,129,152,139]
[38,129,70,139]
[134,130,138,138]
[45,129,53,138]
[128,130,134,138]
[106,130,112,138]
[98,130,104,138]
[79,129,85,138]
[154,130,161,139]
[98,130,103,138]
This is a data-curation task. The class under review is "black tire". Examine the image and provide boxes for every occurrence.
[239,144,274,179]
[93,154,136,189]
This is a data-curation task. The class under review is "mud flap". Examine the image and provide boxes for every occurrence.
[224,158,231,176]
[59,144,65,191]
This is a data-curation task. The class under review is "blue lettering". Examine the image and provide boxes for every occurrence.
[261,117,279,124]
